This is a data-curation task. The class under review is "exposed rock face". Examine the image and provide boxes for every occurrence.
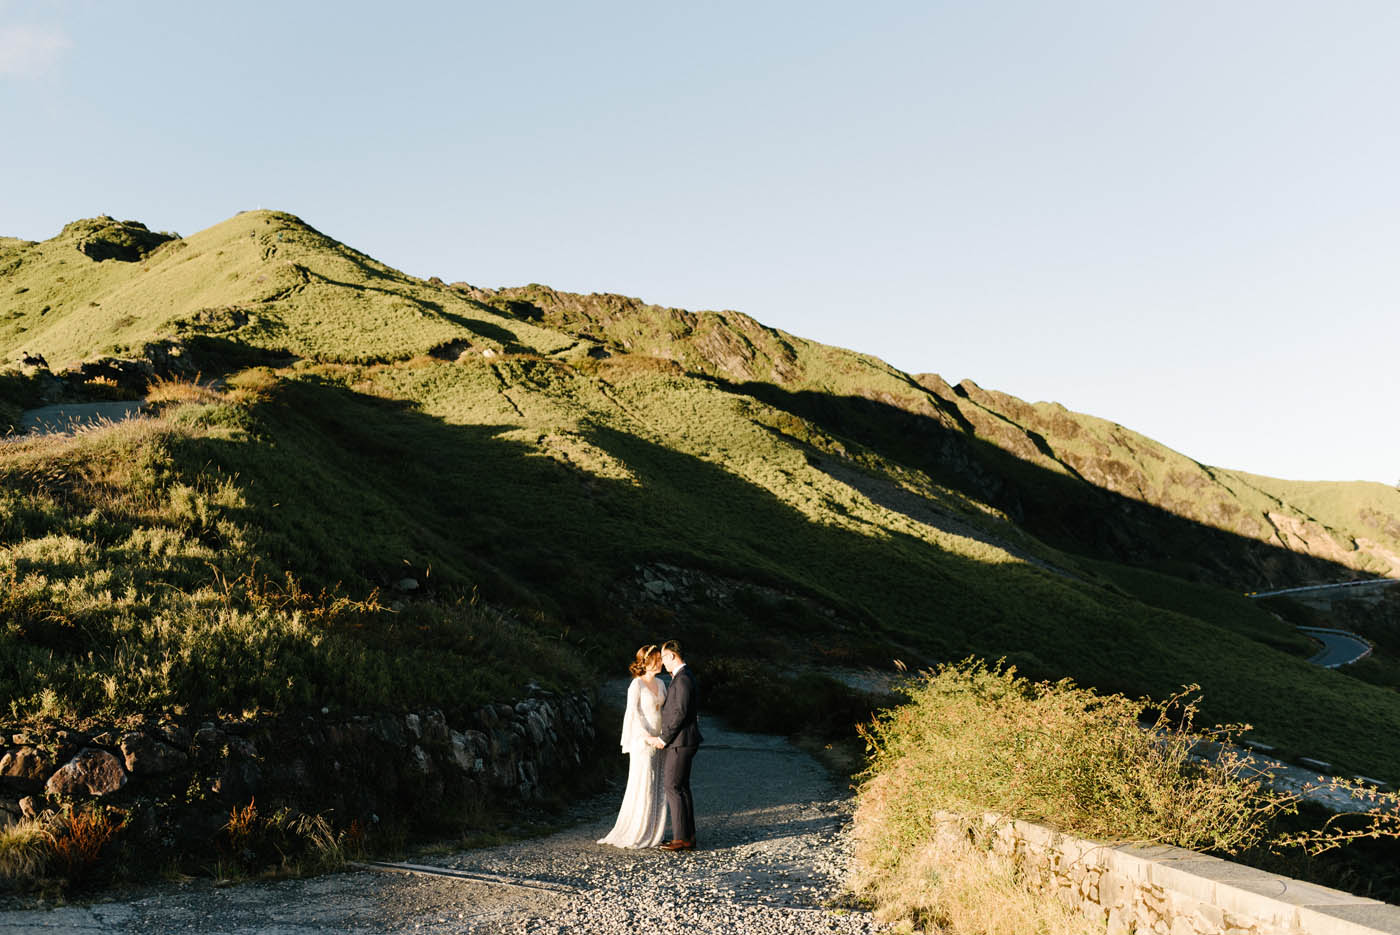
[489,285,801,384]
[63,217,178,263]
[45,748,128,797]
[0,747,52,790]
[120,731,188,775]
[0,688,599,863]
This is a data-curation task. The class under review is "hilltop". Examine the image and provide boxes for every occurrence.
[3,210,1400,777]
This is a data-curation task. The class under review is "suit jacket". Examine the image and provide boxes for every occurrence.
[660,665,703,748]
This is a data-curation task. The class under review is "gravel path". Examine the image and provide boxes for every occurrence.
[0,720,885,934]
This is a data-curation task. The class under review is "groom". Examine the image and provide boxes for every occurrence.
[648,639,701,850]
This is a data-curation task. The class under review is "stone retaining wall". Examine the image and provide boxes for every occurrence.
[0,687,597,858]
[944,812,1400,935]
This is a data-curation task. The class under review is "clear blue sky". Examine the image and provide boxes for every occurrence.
[4,1,1397,483]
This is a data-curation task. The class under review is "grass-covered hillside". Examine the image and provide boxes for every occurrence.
[3,211,1400,778]
[492,285,1400,589]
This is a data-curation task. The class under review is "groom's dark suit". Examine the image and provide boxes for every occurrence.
[659,664,702,844]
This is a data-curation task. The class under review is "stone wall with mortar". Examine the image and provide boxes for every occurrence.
[942,812,1400,935]
[0,687,597,858]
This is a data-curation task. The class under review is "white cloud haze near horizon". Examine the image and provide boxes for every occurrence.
[1,1,1396,484]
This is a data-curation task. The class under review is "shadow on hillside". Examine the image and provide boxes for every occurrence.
[711,378,1379,594]
[152,373,1400,776]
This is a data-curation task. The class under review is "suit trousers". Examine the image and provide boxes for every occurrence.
[662,745,698,842]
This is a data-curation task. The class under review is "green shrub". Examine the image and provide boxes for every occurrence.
[851,659,1296,931]
[856,659,1287,853]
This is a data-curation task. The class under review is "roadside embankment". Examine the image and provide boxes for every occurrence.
[0,688,601,893]
[851,660,1400,933]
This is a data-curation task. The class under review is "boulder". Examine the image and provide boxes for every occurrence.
[211,739,261,801]
[0,747,52,788]
[120,731,188,775]
[191,722,225,761]
[524,710,547,745]
[157,721,191,748]
[447,732,474,772]
[45,748,127,798]
[421,710,450,747]
[407,745,433,777]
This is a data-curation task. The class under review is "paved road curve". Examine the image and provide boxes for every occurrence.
[1298,626,1374,668]
[1247,579,1398,668]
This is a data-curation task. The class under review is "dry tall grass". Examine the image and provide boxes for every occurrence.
[0,819,53,883]
[851,802,1103,934]
[50,807,126,883]
[850,659,1296,933]
[219,799,351,877]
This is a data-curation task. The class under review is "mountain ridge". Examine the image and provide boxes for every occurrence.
[4,209,1400,776]
[4,210,1395,592]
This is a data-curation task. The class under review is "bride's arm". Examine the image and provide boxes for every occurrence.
[619,679,640,752]
[642,681,664,739]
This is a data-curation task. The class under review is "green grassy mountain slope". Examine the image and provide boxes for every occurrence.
[3,211,1399,779]
[921,379,1400,585]
[485,285,1400,589]
[0,212,573,369]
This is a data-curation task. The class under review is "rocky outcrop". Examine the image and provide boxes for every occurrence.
[62,217,178,263]
[489,286,802,384]
[0,687,598,862]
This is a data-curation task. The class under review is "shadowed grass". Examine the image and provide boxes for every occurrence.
[4,210,1400,782]
[4,365,1400,775]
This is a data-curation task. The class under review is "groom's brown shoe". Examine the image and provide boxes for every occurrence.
[659,839,694,851]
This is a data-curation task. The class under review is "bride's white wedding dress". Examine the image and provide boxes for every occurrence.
[597,676,668,848]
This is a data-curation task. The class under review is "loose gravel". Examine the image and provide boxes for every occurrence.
[0,719,886,934]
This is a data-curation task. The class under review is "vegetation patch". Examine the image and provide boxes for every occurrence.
[851,660,1400,931]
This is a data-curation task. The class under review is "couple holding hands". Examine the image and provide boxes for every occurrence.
[597,641,702,851]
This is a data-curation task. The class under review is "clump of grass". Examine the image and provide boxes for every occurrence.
[0,818,54,884]
[853,820,1103,935]
[219,799,355,877]
[856,659,1289,853]
[145,373,224,407]
[0,805,128,892]
[850,659,1297,931]
[50,806,127,885]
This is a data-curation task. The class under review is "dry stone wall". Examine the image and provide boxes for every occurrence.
[0,687,597,859]
[942,812,1400,935]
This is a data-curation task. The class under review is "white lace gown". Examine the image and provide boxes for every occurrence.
[597,676,668,848]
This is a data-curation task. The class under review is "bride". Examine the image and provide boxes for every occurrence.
[597,644,668,848]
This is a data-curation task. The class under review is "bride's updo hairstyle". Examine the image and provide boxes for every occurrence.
[629,644,661,677]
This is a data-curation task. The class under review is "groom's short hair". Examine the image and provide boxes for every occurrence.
[661,640,683,660]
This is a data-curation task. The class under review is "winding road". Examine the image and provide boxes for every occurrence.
[1247,579,1399,668]
[1297,627,1374,668]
